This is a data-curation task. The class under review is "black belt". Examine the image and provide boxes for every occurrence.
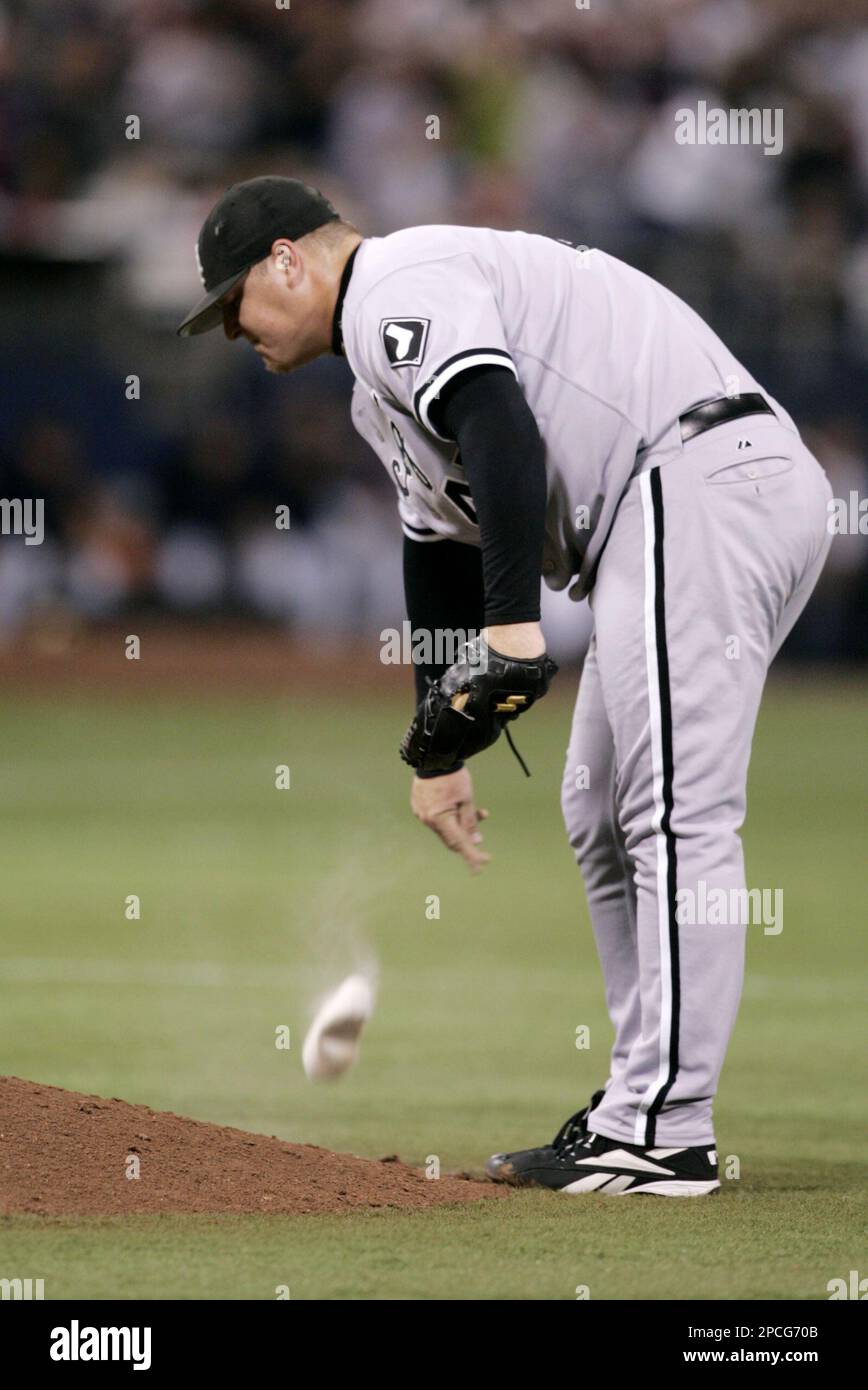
[679,393,774,443]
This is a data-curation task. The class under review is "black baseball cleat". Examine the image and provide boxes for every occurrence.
[488,1130,720,1197]
[485,1090,606,1184]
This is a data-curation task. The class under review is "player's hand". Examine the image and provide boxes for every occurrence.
[410,767,490,874]
[400,636,557,775]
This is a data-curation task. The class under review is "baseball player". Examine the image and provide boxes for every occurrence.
[178,177,832,1197]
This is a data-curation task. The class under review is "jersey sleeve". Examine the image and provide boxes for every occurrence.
[349,254,518,442]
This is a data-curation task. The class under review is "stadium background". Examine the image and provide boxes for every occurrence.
[0,0,866,1302]
[1,0,866,657]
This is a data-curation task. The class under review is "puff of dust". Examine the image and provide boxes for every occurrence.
[300,852,382,1024]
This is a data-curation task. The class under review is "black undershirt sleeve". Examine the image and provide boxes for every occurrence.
[434,364,546,628]
[403,534,485,778]
[401,365,546,778]
[403,535,485,705]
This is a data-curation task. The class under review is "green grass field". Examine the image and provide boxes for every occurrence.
[0,675,865,1299]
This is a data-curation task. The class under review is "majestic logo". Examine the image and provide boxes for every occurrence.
[381,318,430,368]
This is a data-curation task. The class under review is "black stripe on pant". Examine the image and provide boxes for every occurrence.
[645,466,681,1149]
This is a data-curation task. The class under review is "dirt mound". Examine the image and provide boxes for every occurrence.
[0,1077,505,1217]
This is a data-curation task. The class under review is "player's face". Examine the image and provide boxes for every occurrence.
[222,248,321,373]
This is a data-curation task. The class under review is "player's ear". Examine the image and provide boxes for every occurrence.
[270,239,300,285]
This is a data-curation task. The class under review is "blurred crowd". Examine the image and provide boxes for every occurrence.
[1,0,866,658]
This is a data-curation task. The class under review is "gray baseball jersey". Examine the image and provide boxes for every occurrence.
[341,224,790,598]
[341,224,831,1154]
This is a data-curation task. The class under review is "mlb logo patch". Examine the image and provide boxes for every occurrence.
[381,318,430,368]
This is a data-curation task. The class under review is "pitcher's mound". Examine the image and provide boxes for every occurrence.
[0,1076,505,1217]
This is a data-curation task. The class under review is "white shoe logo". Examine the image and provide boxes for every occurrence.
[577,1148,676,1175]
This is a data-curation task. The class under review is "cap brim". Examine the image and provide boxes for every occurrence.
[175,268,250,337]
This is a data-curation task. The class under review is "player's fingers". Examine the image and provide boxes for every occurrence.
[457,798,481,841]
[470,807,489,842]
[433,810,491,872]
[461,839,492,873]
[466,851,491,875]
[456,799,488,848]
[435,813,475,857]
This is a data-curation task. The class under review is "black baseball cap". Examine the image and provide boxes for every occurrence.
[176,176,340,337]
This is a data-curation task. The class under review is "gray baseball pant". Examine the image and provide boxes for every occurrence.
[560,413,833,1147]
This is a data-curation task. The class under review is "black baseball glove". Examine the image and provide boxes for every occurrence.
[399,636,558,775]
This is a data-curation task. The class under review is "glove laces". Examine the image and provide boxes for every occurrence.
[504,725,531,777]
